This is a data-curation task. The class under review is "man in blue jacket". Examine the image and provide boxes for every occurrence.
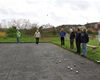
[60,28,66,45]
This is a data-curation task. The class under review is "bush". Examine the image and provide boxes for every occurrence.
[6,26,16,34]
[6,33,16,38]
[5,26,17,38]
[0,32,6,38]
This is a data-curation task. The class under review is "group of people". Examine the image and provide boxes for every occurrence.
[60,27,89,57]
[16,29,41,44]
[16,26,100,57]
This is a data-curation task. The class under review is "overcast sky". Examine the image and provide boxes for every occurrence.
[0,0,100,26]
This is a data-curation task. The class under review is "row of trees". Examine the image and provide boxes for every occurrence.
[0,25,69,38]
[0,19,99,38]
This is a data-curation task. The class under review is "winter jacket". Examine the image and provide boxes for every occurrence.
[75,31,81,43]
[60,31,66,37]
[81,32,89,43]
[34,32,41,38]
[16,31,21,37]
[70,32,75,39]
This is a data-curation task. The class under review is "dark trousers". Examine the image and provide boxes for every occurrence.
[17,37,20,43]
[36,38,39,44]
[76,41,81,54]
[60,37,65,45]
[70,39,74,49]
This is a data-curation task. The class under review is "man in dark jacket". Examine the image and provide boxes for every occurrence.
[75,28,81,54]
[81,28,89,57]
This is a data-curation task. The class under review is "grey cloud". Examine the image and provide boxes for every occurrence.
[25,0,40,5]
[55,0,90,11]
[80,15,88,20]
[8,9,24,15]
[50,12,62,20]
[70,1,90,10]
[0,7,9,14]
[0,6,38,17]
[55,0,68,7]
[93,1,100,13]
[50,12,69,23]
[0,7,18,15]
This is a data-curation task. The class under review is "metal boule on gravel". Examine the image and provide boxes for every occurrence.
[59,60,61,63]
[64,59,66,61]
[67,66,70,69]
[70,68,73,71]
[97,61,100,63]
[76,71,79,74]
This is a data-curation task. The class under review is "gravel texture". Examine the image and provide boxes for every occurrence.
[0,43,100,80]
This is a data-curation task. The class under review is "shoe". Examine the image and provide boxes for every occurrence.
[81,55,86,57]
[75,51,78,53]
[81,55,84,56]
[83,55,86,57]
[77,52,80,54]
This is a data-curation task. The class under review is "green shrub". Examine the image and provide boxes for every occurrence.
[5,26,17,38]
[6,33,16,38]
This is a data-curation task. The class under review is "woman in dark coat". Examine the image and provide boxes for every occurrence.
[69,28,75,49]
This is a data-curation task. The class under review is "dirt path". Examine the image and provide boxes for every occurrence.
[0,43,100,80]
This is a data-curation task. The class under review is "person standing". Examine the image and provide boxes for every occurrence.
[34,29,41,44]
[75,28,81,54]
[60,28,66,45]
[98,27,100,46]
[16,30,21,43]
[69,28,75,49]
[81,28,89,57]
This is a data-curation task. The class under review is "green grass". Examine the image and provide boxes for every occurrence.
[86,38,100,61]
[50,37,100,61]
[0,37,100,61]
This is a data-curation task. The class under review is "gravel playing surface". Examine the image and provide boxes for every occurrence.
[0,43,100,80]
